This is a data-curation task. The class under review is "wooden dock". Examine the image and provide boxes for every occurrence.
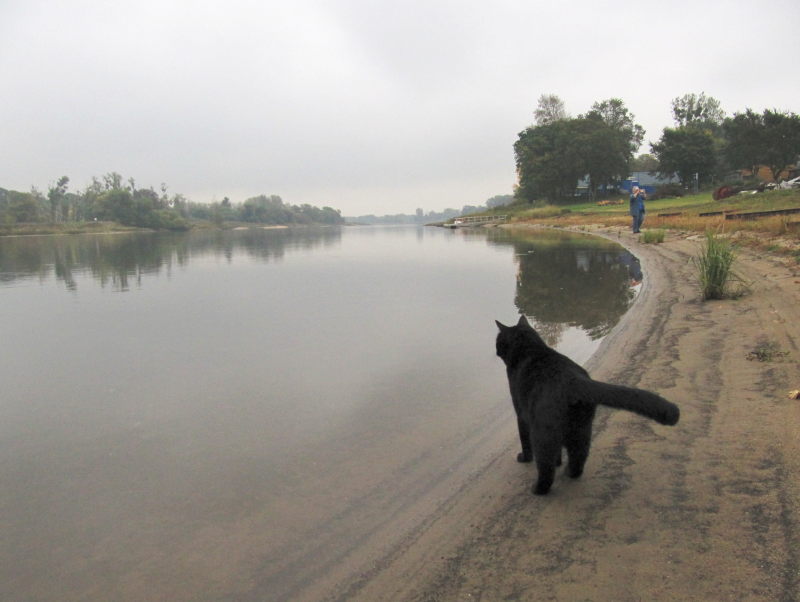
[446,215,508,228]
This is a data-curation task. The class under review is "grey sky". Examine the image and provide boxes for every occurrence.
[2,0,798,216]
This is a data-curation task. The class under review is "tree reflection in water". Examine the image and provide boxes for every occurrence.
[0,228,343,292]
[486,228,641,347]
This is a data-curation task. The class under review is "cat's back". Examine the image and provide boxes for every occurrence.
[509,345,586,388]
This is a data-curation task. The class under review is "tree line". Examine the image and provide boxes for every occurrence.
[515,93,800,203]
[347,194,514,224]
[0,172,344,229]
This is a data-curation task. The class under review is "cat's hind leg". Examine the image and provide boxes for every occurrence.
[532,436,561,495]
[516,417,533,463]
[565,411,594,479]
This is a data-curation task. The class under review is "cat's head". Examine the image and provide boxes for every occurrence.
[495,315,543,362]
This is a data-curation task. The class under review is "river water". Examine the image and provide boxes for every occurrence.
[0,225,641,600]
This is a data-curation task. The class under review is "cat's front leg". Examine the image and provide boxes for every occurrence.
[516,417,533,463]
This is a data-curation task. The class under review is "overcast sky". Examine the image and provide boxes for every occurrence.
[2,0,798,216]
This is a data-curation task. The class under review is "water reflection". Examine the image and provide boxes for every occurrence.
[0,227,342,292]
[1,226,641,346]
[0,224,644,600]
[484,227,641,349]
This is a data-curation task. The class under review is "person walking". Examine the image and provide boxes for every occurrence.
[629,186,646,233]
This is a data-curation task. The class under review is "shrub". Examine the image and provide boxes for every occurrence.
[650,183,685,200]
[693,230,747,299]
[642,229,665,243]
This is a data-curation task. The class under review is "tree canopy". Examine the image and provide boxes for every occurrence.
[651,127,717,188]
[534,93,568,126]
[671,92,725,130]
[515,92,800,204]
[515,97,644,202]
[1,172,345,228]
[723,108,800,180]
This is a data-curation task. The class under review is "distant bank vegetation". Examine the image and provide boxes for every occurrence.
[515,93,800,204]
[347,195,514,225]
[0,172,344,233]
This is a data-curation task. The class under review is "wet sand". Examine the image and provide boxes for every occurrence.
[338,226,800,601]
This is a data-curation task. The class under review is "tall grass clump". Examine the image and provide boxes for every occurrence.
[641,229,665,243]
[694,230,745,300]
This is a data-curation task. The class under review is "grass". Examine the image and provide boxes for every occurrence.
[509,205,572,220]
[471,187,800,258]
[641,229,665,243]
[482,188,800,230]
[693,230,748,300]
[746,339,790,362]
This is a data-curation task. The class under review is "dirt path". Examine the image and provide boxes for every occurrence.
[342,227,800,601]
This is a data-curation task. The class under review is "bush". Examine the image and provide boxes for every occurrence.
[650,183,685,200]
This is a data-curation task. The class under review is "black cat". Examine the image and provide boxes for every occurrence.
[495,316,679,495]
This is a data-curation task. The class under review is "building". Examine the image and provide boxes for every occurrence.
[619,171,680,195]
[576,171,680,197]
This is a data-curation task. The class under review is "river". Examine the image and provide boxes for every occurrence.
[0,225,641,600]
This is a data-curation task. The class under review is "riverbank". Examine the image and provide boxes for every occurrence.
[0,221,144,237]
[343,225,800,600]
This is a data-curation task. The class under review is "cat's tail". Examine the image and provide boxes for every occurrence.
[579,378,680,425]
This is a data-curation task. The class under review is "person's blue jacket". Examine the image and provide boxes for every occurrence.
[629,190,646,216]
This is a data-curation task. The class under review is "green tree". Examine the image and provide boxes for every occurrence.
[723,109,800,181]
[514,119,585,203]
[723,109,766,177]
[7,190,40,223]
[582,99,644,198]
[94,178,187,230]
[589,98,645,146]
[651,127,716,188]
[534,93,568,125]
[631,153,659,172]
[47,176,69,223]
[762,109,800,181]
[97,188,136,225]
[671,92,725,130]
[102,172,124,191]
[575,115,619,199]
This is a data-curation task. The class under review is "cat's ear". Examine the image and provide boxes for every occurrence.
[517,315,530,328]
[495,320,509,331]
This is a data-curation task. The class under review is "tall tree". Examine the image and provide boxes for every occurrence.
[47,176,69,222]
[534,94,568,126]
[582,98,645,197]
[761,109,800,181]
[724,109,800,181]
[723,109,766,177]
[102,172,123,191]
[671,92,725,130]
[515,119,584,203]
[575,115,621,199]
[589,98,645,144]
[651,127,716,188]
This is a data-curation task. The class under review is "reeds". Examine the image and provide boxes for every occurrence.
[694,230,747,300]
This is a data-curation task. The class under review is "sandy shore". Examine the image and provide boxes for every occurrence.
[344,226,800,601]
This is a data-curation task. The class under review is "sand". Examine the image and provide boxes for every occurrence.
[340,226,800,601]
